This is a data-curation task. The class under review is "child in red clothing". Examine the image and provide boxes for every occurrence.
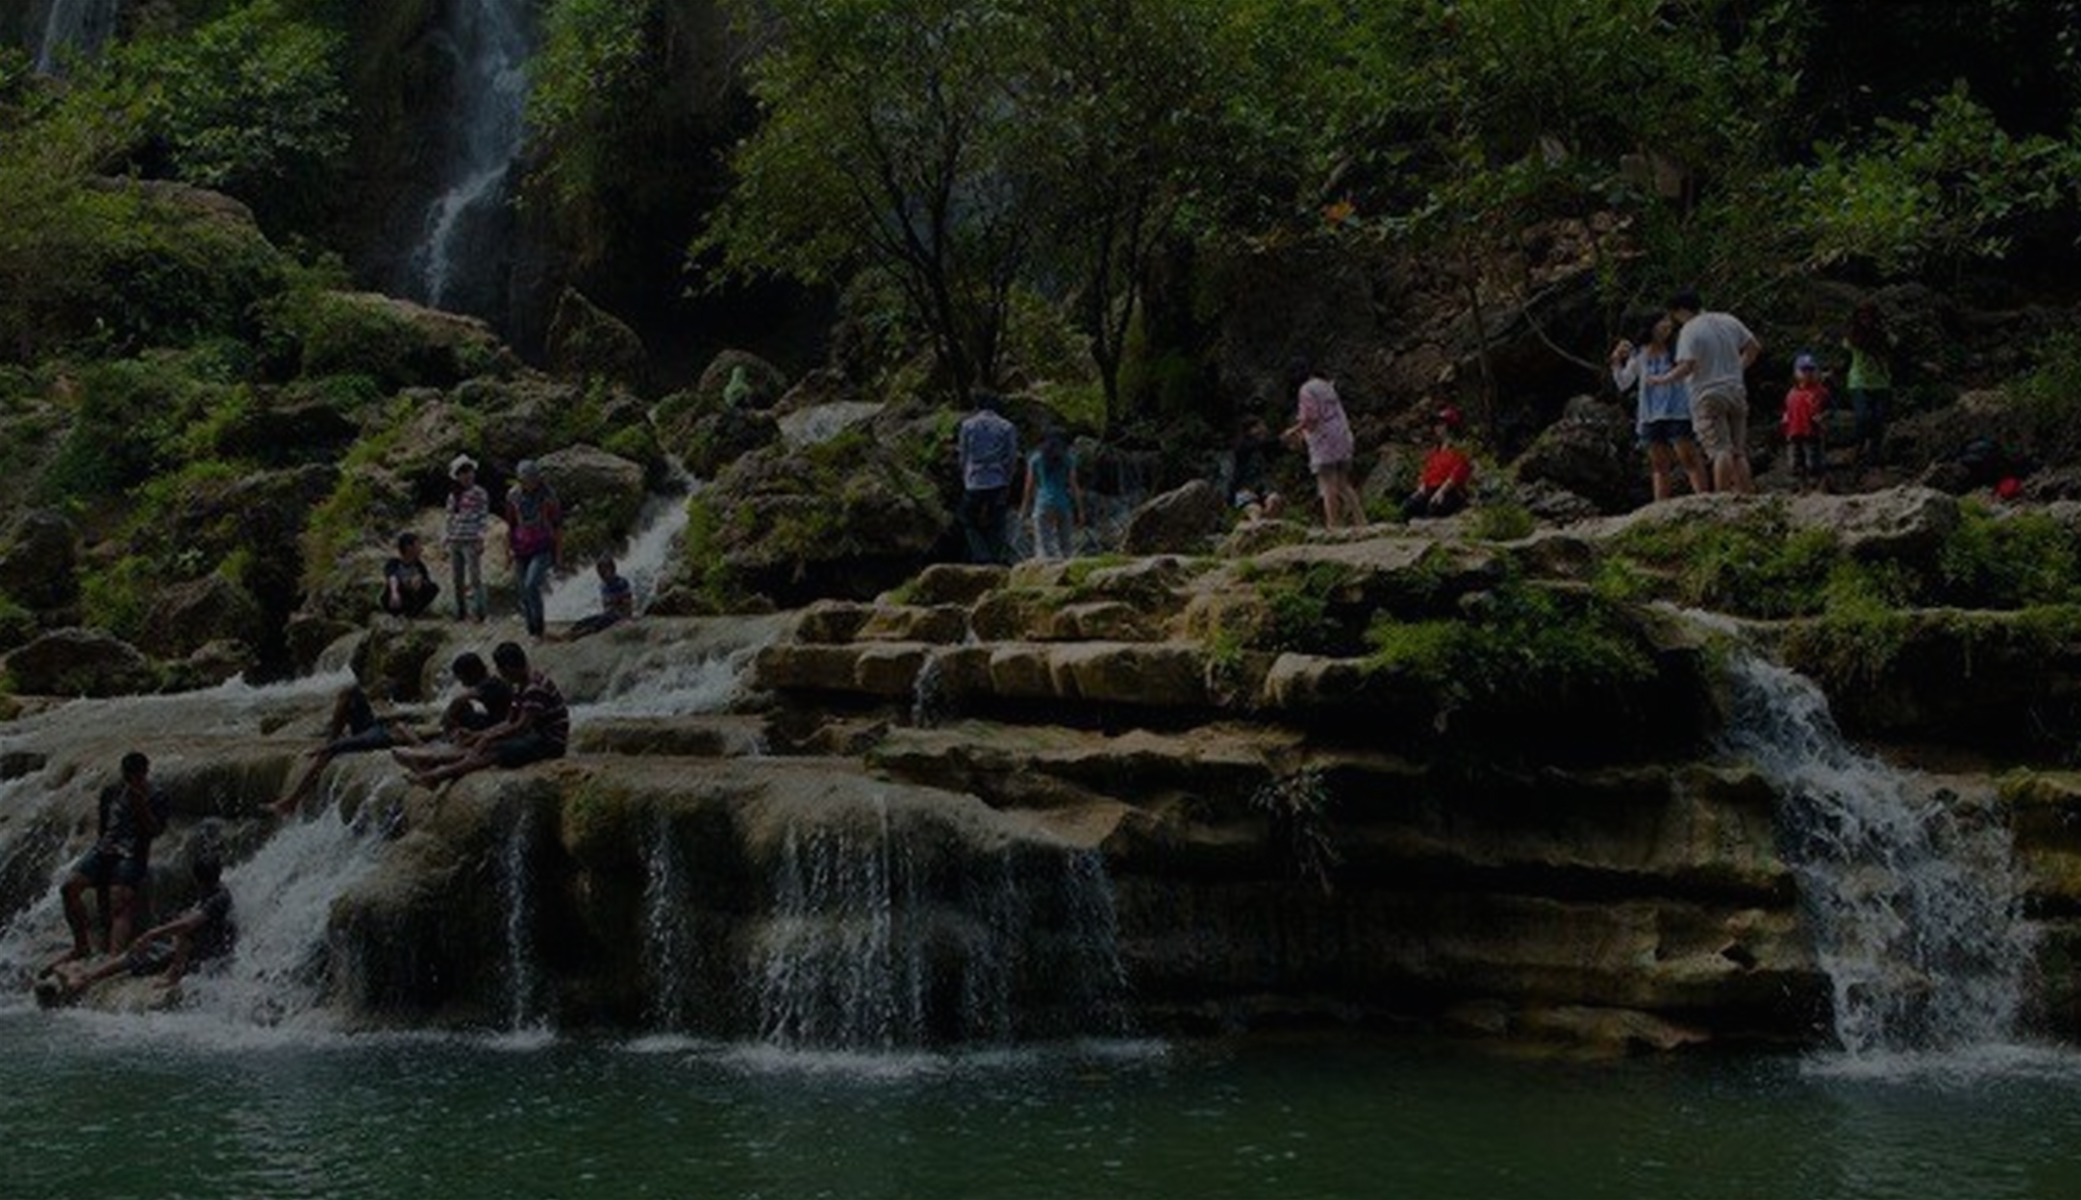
[1405,406,1474,518]
[1782,353,1831,490]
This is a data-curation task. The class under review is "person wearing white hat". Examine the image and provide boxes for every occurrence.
[505,459,563,638]
[445,454,491,621]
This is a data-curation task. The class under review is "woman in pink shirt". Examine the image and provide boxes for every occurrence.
[1282,359,1364,528]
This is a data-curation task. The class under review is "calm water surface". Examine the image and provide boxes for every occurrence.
[8,1010,2081,1200]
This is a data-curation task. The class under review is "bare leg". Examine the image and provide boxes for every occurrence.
[1646,443,1675,503]
[407,749,496,788]
[107,884,141,955]
[393,744,466,770]
[1675,440,1709,495]
[58,874,94,962]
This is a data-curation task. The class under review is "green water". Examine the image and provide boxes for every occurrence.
[8,1010,2081,1200]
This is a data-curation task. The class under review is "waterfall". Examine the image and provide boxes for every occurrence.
[407,0,531,316]
[641,810,701,1031]
[30,0,121,73]
[909,649,947,729]
[545,469,698,623]
[502,801,543,1032]
[1723,651,2033,1055]
[749,801,1131,1050]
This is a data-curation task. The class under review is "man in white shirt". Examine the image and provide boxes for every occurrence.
[1650,290,1763,494]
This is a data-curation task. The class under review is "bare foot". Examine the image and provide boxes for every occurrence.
[39,947,87,976]
[269,797,299,819]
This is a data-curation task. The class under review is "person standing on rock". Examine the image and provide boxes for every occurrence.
[1651,290,1762,495]
[1020,431,1084,560]
[1282,359,1364,529]
[46,855,234,1002]
[395,641,569,787]
[506,460,563,639]
[445,454,491,622]
[49,752,168,969]
[1610,317,1709,502]
[1844,301,1896,470]
[957,390,1020,564]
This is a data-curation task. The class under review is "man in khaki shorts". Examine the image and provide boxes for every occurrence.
[1651,290,1763,494]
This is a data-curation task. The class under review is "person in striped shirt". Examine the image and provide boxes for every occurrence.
[445,454,492,621]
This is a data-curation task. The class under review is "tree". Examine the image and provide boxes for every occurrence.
[700,0,1033,400]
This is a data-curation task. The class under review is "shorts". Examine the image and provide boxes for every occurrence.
[1641,418,1696,448]
[1312,459,1352,480]
[491,732,566,770]
[1691,389,1749,460]
[73,847,148,890]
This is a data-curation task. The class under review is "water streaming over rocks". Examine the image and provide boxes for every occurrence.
[1723,650,2034,1055]
[29,0,121,73]
[406,0,531,317]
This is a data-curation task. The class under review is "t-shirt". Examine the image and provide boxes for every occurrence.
[189,884,236,962]
[1782,383,1829,439]
[446,484,491,544]
[959,410,1020,491]
[473,676,515,727]
[97,782,170,863]
[1418,446,1473,492]
[506,484,562,558]
[1673,311,1758,399]
[1026,449,1078,514]
[1232,433,1277,497]
[599,573,634,617]
[1295,378,1354,469]
[1845,336,1894,391]
[384,557,434,594]
[517,670,570,751]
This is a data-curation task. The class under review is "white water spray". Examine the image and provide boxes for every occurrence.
[408,0,530,312]
[31,0,121,73]
[1723,651,2033,1055]
[502,801,543,1032]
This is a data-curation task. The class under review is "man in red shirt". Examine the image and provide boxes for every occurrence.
[1405,406,1474,518]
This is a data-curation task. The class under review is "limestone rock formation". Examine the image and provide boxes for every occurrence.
[4,628,156,697]
[1122,479,1226,554]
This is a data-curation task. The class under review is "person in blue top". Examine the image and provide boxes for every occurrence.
[1019,431,1085,560]
[1611,316,1709,502]
[52,752,169,967]
[559,555,635,640]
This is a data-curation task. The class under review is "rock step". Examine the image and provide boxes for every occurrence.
[570,716,765,759]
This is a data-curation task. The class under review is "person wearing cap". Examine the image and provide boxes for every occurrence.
[1610,316,1709,502]
[506,460,563,639]
[1404,405,1474,519]
[1281,359,1364,529]
[1781,352,1831,491]
[1650,290,1763,494]
[381,531,440,617]
[444,454,492,621]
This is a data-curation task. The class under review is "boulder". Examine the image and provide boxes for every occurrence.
[296,292,518,390]
[4,628,157,697]
[545,288,650,389]
[536,445,647,561]
[1783,486,1960,566]
[1511,395,1638,513]
[138,575,267,661]
[0,509,79,614]
[681,406,781,479]
[1122,480,1226,555]
[159,639,258,693]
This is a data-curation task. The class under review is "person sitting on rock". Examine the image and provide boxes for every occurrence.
[1229,416,1287,521]
[48,752,169,972]
[438,651,514,739]
[46,855,235,1001]
[381,531,440,618]
[272,681,422,818]
[1404,406,1474,518]
[556,556,634,641]
[394,641,568,787]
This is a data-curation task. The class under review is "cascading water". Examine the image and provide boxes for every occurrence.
[29,0,121,73]
[641,811,702,1032]
[1723,650,2033,1055]
[407,0,531,316]
[750,800,1131,1050]
[545,468,698,624]
[502,801,543,1032]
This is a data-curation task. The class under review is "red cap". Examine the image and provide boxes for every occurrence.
[1995,476,2022,501]
[1436,406,1464,430]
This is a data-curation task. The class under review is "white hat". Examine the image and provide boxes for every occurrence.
[450,454,477,479]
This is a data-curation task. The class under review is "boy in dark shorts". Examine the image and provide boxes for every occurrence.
[272,682,420,817]
[53,752,167,966]
[394,641,568,786]
[46,857,235,1001]
[558,556,635,641]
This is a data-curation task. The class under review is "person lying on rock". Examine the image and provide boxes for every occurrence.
[48,751,167,970]
[45,856,235,1002]
[272,682,423,818]
[551,556,634,641]
[394,641,568,787]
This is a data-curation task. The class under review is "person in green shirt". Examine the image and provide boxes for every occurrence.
[1843,301,1896,470]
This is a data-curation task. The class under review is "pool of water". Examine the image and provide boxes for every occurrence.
[9,1009,2081,1200]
